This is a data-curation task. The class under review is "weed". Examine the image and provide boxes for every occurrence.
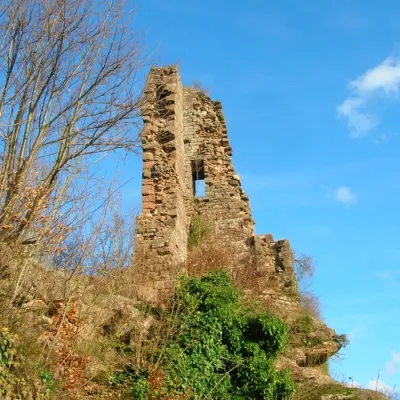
[39,370,55,392]
[188,215,212,248]
[291,315,313,334]
[335,333,350,348]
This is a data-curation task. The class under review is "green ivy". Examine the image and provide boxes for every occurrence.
[0,328,50,399]
[0,328,19,396]
[39,371,55,392]
[110,368,150,399]
[115,271,296,399]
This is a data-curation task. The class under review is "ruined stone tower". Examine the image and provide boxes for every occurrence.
[131,67,345,383]
[133,66,294,303]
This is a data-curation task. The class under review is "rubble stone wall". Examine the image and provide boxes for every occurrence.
[133,67,188,303]
[133,66,294,303]
[254,236,295,285]
[182,87,254,258]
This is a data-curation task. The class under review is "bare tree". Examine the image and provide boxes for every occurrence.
[0,0,146,243]
[192,80,210,96]
[293,253,315,287]
[293,252,322,318]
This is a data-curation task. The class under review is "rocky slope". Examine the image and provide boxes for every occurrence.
[0,241,388,399]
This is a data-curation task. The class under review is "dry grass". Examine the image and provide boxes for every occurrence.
[291,382,388,400]
[300,291,322,319]
[186,233,298,321]
[0,203,140,398]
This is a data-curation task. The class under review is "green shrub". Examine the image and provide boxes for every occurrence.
[110,368,150,399]
[39,371,55,392]
[335,333,349,348]
[302,336,323,348]
[115,271,296,399]
[0,328,50,399]
[291,315,313,334]
[0,328,18,395]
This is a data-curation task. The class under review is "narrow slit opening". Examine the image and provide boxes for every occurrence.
[192,160,205,198]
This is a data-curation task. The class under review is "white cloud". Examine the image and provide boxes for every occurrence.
[337,98,377,138]
[334,186,357,205]
[345,379,362,388]
[385,351,400,375]
[338,57,400,138]
[367,379,395,393]
[351,58,400,95]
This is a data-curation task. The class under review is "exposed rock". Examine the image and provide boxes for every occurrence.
[21,299,48,311]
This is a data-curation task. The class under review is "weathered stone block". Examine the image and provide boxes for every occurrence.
[143,161,155,169]
[156,247,171,256]
[151,240,167,249]
[143,152,154,161]
[143,169,152,179]
[142,185,155,196]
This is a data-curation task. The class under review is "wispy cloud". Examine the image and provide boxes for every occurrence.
[373,133,388,145]
[338,57,400,138]
[385,351,400,375]
[351,58,400,95]
[367,379,394,392]
[344,378,362,388]
[334,186,357,205]
[337,97,377,137]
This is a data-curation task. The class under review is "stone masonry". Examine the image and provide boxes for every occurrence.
[126,65,345,384]
[133,65,295,303]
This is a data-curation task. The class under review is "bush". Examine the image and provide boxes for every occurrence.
[0,328,50,399]
[113,271,296,399]
[0,328,18,395]
[291,315,313,334]
[300,291,322,319]
[293,253,322,319]
[335,333,349,348]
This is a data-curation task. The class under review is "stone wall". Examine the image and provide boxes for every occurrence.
[133,67,188,303]
[133,65,294,303]
[183,87,254,259]
[128,65,345,386]
[252,235,296,291]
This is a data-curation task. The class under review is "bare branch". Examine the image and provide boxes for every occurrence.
[0,0,146,242]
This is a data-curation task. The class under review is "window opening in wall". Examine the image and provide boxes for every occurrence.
[192,160,205,197]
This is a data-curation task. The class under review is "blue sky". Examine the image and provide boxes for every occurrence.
[114,0,400,391]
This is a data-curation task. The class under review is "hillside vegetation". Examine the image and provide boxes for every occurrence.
[2,268,296,399]
[0,1,394,399]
